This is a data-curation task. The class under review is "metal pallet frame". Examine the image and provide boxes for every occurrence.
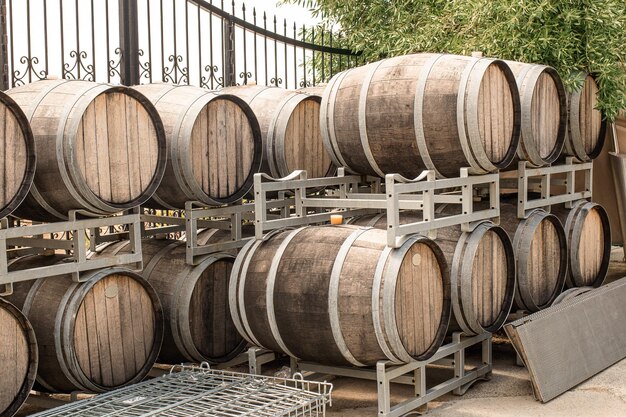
[509,157,593,218]
[254,168,500,247]
[0,211,143,296]
[284,332,491,416]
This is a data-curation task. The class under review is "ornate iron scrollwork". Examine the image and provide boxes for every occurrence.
[12,56,47,86]
[63,50,95,81]
[163,55,189,85]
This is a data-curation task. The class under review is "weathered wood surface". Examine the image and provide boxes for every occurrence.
[505,61,566,166]
[551,201,610,288]
[0,297,37,417]
[6,256,163,393]
[321,53,521,178]
[5,80,166,221]
[92,236,246,364]
[133,84,262,209]
[223,85,334,179]
[230,225,450,366]
[350,212,515,335]
[0,92,36,220]
[563,74,606,161]
[498,203,567,312]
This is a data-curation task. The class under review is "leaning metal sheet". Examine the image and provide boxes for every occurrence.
[504,278,626,402]
[32,364,333,416]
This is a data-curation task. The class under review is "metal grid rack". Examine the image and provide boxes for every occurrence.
[504,157,593,218]
[287,332,492,417]
[0,210,143,296]
[254,167,500,247]
[32,364,333,417]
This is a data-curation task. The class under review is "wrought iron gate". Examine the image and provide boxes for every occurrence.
[0,0,360,90]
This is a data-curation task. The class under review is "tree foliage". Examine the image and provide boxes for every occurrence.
[285,0,626,121]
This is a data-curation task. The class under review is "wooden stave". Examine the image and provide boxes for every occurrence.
[551,201,611,288]
[0,92,37,221]
[222,85,335,179]
[320,53,521,178]
[6,80,167,221]
[506,62,567,166]
[131,84,263,209]
[6,258,163,393]
[498,206,568,312]
[229,225,451,366]
[349,214,516,335]
[92,237,247,364]
[0,297,38,417]
[563,73,607,161]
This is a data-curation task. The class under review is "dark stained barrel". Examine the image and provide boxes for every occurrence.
[321,53,521,178]
[6,80,167,221]
[230,225,450,366]
[551,201,611,288]
[92,238,246,364]
[6,256,163,393]
[350,213,515,335]
[0,297,37,417]
[132,84,262,209]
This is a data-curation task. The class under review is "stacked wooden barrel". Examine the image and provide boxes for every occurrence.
[0,92,36,220]
[6,256,163,393]
[320,53,522,178]
[0,297,37,417]
[91,237,247,364]
[5,80,167,221]
[349,213,515,335]
[222,85,335,179]
[132,84,262,208]
[230,225,450,366]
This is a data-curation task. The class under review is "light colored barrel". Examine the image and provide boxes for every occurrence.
[505,61,567,166]
[91,238,246,364]
[564,74,607,161]
[321,53,521,178]
[499,205,567,312]
[230,225,450,366]
[551,201,610,288]
[0,92,36,220]
[222,85,335,179]
[0,297,37,417]
[349,213,515,335]
[6,256,163,393]
[5,79,167,221]
[132,84,262,209]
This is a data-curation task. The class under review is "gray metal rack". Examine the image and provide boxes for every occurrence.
[32,364,333,417]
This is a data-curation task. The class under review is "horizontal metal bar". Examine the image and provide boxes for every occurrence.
[8,237,74,250]
[0,214,139,239]
[259,175,362,193]
[520,162,593,176]
[524,192,591,210]
[0,253,142,285]
[296,362,414,385]
[188,238,253,258]
[142,226,185,238]
[394,210,498,236]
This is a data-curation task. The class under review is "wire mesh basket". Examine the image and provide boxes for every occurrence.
[32,363,333,417]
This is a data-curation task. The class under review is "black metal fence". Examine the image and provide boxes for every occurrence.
[0,0,360,91]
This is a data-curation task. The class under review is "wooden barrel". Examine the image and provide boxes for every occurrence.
[499,205,567,312]
[564,74,607,161]
[132,84,262,209]
[551,201,611,288]
[349,213,515,335]
[505,61,567,166]
[230,225,450,366]
[0,297,37,417]
[222,85,335,179]
[5,79,167,221]
[91,238,246,364]
[0,92,36,220]
[321,53,521,178]
[6,256,163,393]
